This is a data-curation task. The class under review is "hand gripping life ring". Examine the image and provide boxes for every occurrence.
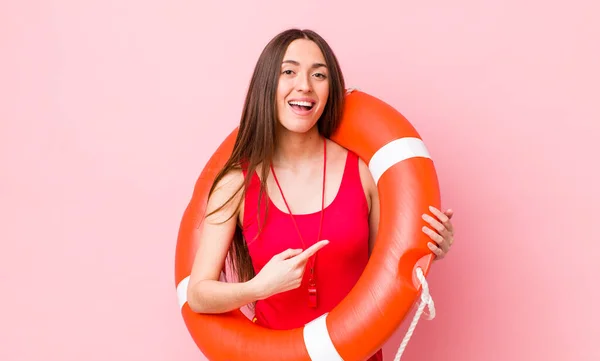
[175,89,441,361]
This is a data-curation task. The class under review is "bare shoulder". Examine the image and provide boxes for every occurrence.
[205,167,245,225]
[211,167,245,193]
[327,138,377,210]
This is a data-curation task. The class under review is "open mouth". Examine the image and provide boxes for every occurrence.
[288,100,315,112]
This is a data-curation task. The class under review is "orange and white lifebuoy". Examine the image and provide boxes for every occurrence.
[174,89,441,361]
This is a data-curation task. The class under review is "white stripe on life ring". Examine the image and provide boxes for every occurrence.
[177,275,190,310]
[303,313,344,361]
[369,137,432,185]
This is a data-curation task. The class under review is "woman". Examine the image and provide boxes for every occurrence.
[187,28,455,361]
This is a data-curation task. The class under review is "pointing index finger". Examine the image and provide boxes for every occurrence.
[296,240,329,262]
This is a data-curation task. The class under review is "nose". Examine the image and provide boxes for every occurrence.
[295,72,312,92]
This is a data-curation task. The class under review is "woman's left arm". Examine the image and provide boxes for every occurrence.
[358,158,455,260]
[357,158,380,256]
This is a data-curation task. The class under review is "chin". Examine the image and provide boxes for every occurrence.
[278,119,318,134]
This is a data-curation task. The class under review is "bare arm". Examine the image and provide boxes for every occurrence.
[185,169,329,314]
[186,170,260,314]
[359,157,455,262]
[357,158,379,256]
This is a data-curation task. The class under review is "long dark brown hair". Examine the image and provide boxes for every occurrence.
[207,28,346,284]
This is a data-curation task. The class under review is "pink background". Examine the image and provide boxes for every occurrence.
[2,1,599,360]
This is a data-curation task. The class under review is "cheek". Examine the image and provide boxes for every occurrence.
[276,84,285,102]
[318,82,330,102]
[276,93,287,115]
[319,89,329,108]
[276,78,288,95]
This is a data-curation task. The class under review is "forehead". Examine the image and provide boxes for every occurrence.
[282,39,326,65]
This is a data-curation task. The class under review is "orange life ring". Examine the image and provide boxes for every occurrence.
[174,89,441,361]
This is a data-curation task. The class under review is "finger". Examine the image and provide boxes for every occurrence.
[428,242,444,259]
[422,226,448,252]
[296,240,329,262]
[444,210,455,233]
[428,206,449,223]
[429,205,454,234]
[277,248,303,260]
[446,219,454,234]
[421,213,449,236]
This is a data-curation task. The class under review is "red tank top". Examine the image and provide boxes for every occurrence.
[241,150,383,361]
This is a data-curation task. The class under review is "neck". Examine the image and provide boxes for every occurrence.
[272,125,323,169]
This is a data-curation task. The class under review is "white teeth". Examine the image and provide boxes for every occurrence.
[288,100,313,107]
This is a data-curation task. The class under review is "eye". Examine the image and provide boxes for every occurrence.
[282,69,294,75]
[313,72,327,79]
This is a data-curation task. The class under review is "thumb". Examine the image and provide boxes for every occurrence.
[444,208,454,219]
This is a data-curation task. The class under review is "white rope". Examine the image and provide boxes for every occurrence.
[392,267,436,361]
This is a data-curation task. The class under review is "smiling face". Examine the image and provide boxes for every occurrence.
[276,38,330,134]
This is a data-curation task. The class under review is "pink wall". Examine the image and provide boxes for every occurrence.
[2,1,599,360]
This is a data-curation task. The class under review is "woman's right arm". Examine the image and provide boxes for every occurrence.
[186,169,260,314]
[186,169,330,314]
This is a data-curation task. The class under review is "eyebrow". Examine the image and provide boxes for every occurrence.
[282,60,328,69]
